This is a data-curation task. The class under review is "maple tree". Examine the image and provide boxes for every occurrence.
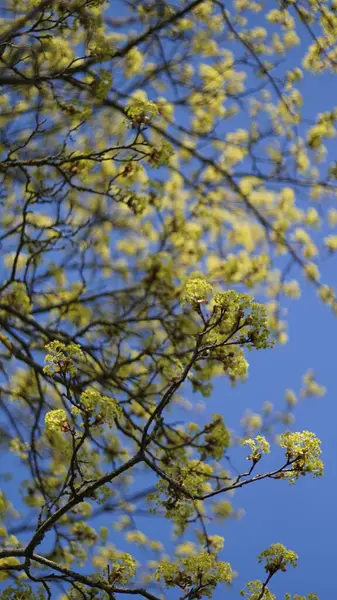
[0,0,335,598]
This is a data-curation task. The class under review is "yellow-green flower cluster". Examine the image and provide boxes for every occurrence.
[181,277,213,307]
[0,491,7,517]
[301,370,326,399]
[9,438,30,460]
[45,409,69,433]
[125,530,163,552]
[279,431,323,483]
[180,284,273,384]
[125,99,158,125]
[240,579,275,600]
[175,541,196,556]
[95,68,113,100]
[152,460,214,533]
[147,140,174,168]
[71,521,98,546]
[258,543,298,574]
[93,546,137,584]
[241,411,263,432]
[204,414,230,460]
[243,435,270,462]
[0,583,45,600]
[0,558,20,582]
[207,252,270,288]
[124,47,144,78]
[1,282,31,317]
[155,552,232,597]
[213,290,272,350]
[71,502,93,518]
[212,499,234,521]
[43,340,83,377]
[207,535,225,554]
[72,387,121,427]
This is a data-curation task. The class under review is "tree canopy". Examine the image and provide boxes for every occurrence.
[0,0,335,598]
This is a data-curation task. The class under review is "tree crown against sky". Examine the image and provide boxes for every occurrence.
[0,0,335,598]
